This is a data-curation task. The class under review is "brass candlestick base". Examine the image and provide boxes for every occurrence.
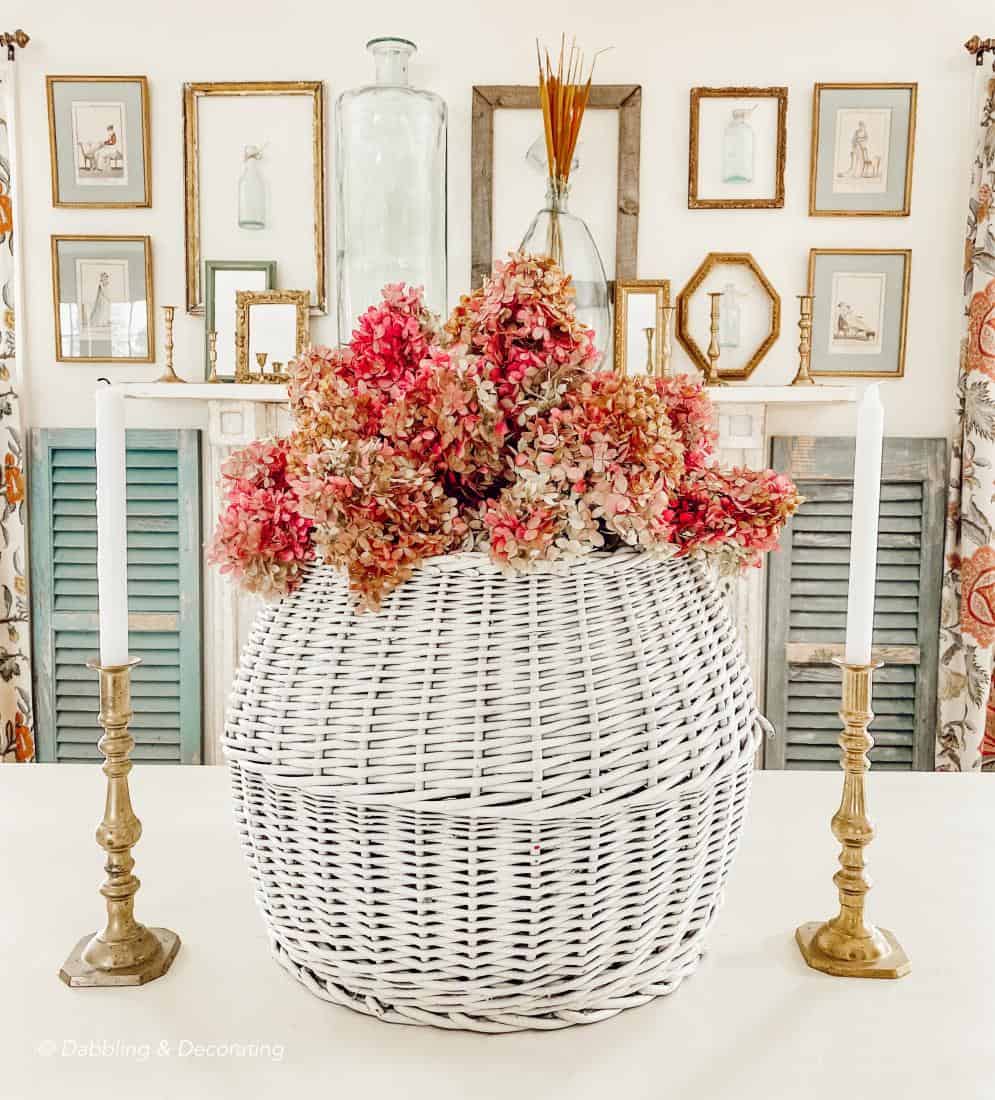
[659,304,675,379]
[795,659,910,980]
[60,658,181,988]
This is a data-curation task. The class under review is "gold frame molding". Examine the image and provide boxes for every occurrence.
[688,86,787,210]
[676,252,780,381]
[234,289,309,383]
[613,279,671,375]
[470,84,642,288]
[46,75,152,209]
[809,83,917,218]
[51,234,155,364]
[183,81,326,315]
[806,248,911,378]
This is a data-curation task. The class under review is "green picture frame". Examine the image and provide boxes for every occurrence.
[203,259,276,381]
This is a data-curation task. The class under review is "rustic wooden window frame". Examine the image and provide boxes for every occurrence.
[470,84,642,289]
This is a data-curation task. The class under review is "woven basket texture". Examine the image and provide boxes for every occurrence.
[225,549,762,1032]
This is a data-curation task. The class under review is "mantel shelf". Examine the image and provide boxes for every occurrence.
[121,382,858,406]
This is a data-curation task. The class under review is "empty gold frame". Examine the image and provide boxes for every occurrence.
[677,252,781,381]
[183,81,326,315]
[234,289,309,383]
[613,279,671,376]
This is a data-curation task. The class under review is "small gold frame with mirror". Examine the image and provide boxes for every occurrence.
[234,289,309,383]
[613,280,671,376]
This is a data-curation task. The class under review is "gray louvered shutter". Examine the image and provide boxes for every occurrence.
[764,437,945,771]
[29,428,202,763]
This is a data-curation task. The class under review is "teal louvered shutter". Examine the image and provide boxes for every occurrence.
[764,437,945,772]
[29,429,201,763]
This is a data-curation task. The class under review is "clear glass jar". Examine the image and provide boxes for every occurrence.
[719,282,741,348]
[520,183,611,361]
[238,145,266,230]
[335,37,447,342]
[722,109,755,183]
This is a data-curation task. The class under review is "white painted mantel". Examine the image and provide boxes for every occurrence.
[122,383,856,763]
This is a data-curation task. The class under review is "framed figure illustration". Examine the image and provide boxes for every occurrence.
[46,76,151,208]
[807,249,911,377]
[51,235,154,362]
[809,84,917,216]
[688,86,788,209]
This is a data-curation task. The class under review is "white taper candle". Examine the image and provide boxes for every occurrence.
[844,384,885,665]
[95,384,129,667]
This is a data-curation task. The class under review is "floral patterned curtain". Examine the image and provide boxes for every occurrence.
[0,60,33,763]
[937,63,995,772]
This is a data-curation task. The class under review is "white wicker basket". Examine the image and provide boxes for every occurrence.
[224,549,763,1032]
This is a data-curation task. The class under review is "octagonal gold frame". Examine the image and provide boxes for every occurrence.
[676,252,781,381]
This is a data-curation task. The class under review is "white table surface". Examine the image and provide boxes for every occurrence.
[1,766,991,1100]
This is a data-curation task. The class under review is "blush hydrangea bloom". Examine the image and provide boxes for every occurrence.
[210,254,801,608]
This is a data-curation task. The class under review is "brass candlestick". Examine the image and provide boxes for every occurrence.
[206,330,220,384]
[643,327,655,375]
[704,292,726,386]
[796,659,910,980]
[155,306,185,384]
[254,351,268,382]
[659,304,675,379]
[60,659,180,987]
[790,294,816,386]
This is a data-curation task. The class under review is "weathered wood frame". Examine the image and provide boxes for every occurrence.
[764,436,946,772]
[470,84,642,288]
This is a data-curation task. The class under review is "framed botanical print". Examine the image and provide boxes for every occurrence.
[204,260,276,381]
[46,76,151,208]
[688,86,787,209]
[613,280,670,375]
[51,235,154,363]
[809,83,917,216]
[807,249,911,377]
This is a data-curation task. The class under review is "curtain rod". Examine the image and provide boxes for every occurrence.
[0,30,28,61]
[965,35,995,65]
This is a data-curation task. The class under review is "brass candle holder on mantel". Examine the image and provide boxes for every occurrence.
[703,291,726,386]
[206,330,220,384]
[795,659,910,980]
[59,658,180,987]
[790,294,817,386]
[155,306,185,384]
[643,327,655,376]
[659,303,675,379]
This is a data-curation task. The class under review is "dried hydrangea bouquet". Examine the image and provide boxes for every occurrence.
[218,254,801,1031]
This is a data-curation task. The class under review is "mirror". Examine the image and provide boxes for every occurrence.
[613,280,670,375]
[234,290,309,382]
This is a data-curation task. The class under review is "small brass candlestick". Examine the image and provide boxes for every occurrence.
[790,294,816,386]
[643,327,655,376]
[254,351,268,382]
[796,659,910,980]
[659,304,675,379]
[704,292,726,386]
[206,330,220,384]
[155,306,185,384]
[60,659,180,986]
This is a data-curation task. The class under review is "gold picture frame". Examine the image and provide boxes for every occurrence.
[807,248,911,378]
[183,81,326,315]
[676,252,780,381]
[613,279,671,375]
[809,83,917,217]
[688,86,788,210]
[46,75,152,209]
[51,234,154,363]
[234,289,309,383]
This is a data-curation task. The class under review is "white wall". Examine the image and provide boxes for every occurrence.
[5,0,987,441]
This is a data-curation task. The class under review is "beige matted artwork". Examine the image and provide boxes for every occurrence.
[688,86,787,209]
[613,279,671,375]
[183,81,326,315]
[234,289,309,382]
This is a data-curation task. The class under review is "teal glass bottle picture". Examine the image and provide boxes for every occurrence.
[722,107,755,183]
[237,145,267,230]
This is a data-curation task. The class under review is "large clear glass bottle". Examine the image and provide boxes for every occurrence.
[238,145,266,230]
[335,37,447,342]
[520,183,611,361]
